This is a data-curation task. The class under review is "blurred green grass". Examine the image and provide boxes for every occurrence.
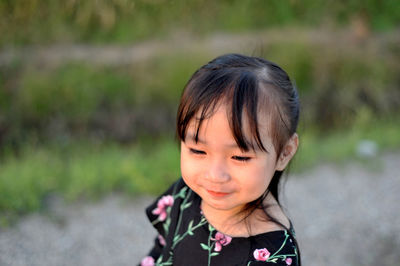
[0,139,181,223]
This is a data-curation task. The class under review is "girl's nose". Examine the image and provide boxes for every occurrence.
[206,159,230,183]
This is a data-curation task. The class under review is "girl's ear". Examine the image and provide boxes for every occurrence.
[275,133,299,171]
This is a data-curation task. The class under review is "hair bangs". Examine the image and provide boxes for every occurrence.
[230,71,267,153]
[177,68,237,143]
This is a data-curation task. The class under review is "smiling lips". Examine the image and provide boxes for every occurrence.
[206,189,230,197]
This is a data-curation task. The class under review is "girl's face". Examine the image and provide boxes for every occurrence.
[180,104,291,217]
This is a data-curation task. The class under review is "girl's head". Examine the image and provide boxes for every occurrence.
[177,54,299,220]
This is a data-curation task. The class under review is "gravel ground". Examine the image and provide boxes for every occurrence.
[0,152,399,266]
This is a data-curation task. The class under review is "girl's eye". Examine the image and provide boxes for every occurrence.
[189,148,206,155]
[232,156,251,162]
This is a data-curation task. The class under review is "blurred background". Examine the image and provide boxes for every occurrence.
[0,1,400,265]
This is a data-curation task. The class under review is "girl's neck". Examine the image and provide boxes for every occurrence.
[200,193,289,237]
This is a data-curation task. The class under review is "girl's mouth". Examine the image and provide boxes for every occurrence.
[206,190,230,197]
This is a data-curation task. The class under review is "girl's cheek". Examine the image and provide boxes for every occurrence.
[182,155,207,181]
[185,158,203,174]
[181,154,197,175]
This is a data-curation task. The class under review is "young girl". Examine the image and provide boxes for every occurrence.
[140,54,301,266]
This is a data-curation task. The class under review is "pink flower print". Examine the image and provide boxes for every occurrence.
[140,256,154,266]
[158,234,166,246]
[253,248,270,261]
[211,232,232,252]
[285,258,293,265]
[152,195,174,221]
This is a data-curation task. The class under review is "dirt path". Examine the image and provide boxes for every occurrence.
[1,29,399,68]
[0,152,399,266]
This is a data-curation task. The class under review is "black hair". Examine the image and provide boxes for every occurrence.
[176,53,301,264]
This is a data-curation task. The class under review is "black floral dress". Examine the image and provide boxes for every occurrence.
[140,178,299,266]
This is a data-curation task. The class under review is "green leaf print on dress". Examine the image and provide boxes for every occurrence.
[200,223,232,266]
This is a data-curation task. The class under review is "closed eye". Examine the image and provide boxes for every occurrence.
[189,148,206,155]
[232,156,251,162]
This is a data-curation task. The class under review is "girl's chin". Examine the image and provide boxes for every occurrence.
[202,197,243,212]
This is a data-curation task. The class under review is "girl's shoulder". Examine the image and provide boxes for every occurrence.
[241,228,299,265]
[198,200,299,265]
